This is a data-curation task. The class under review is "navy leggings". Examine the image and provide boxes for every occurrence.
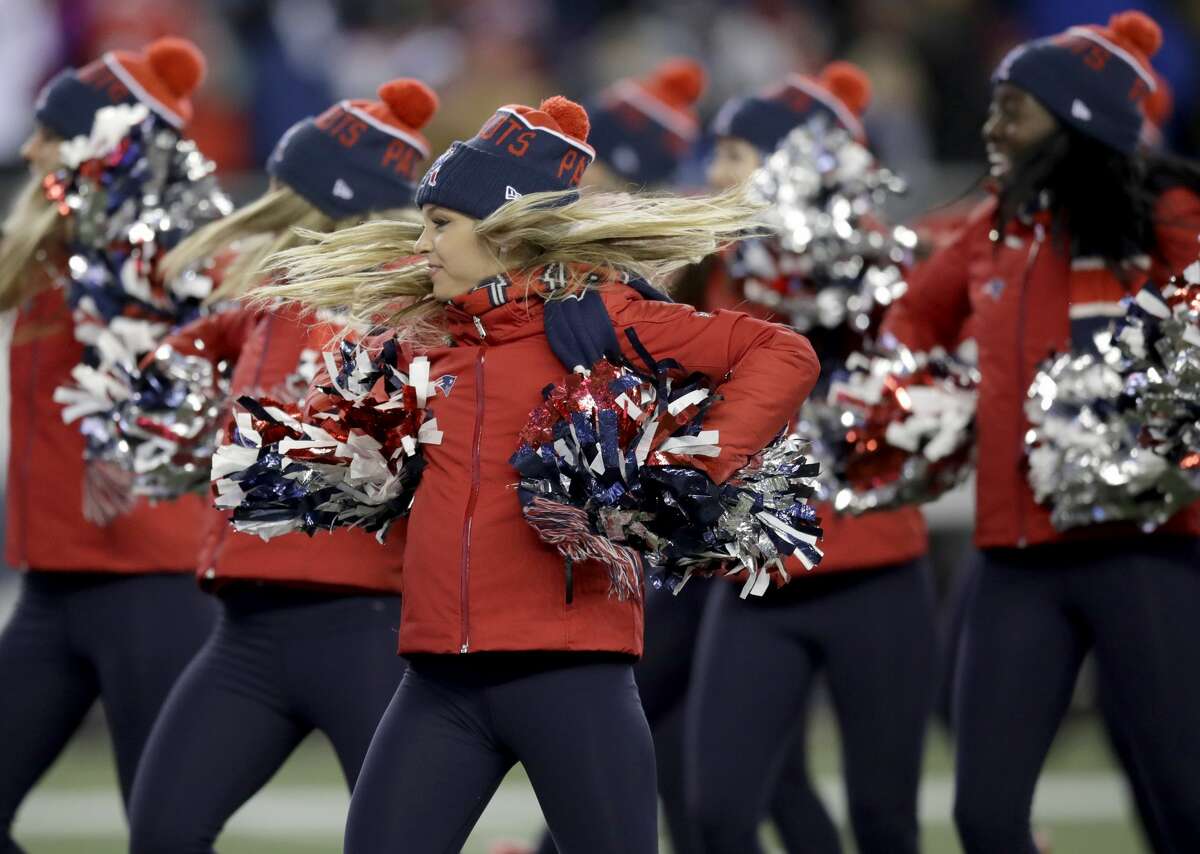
[533,581,832,854]
[0,571,214,854]
[128,585,406,854]
[953,539,1200,854]
[687,559,938,854]
[345,653,657,854]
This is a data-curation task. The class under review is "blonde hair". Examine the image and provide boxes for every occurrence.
[253,186,765,335]
[161,185,415,302]
[0,175,66,312]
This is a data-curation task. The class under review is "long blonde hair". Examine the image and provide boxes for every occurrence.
[253,186,764,334]
[0,175,66,312]
[161,185,415,302]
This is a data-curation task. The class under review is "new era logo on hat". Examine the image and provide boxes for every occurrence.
[333,179,355,200]
[1071,99,1093,121]
[416,96,595,221]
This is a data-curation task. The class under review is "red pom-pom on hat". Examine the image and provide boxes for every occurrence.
[145,36,206,97]
[539,95,590,143]
[377,79,438,130]
[645,58,706,108]
[820,61,871,116]
[1108,10,1163,59]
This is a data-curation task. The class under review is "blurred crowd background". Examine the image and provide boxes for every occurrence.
[1,0,1199,207]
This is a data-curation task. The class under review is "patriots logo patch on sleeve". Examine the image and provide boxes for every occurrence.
[433,374,457,397]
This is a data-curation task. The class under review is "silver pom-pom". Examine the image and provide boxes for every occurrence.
[737,117,916,335]
[1099,262,1200,474]
[1025,350,1197,531]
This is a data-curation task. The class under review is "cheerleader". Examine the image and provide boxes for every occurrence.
[687,62,935,854]
[254,94,819,854]
[0,38,217,848]
[124,79,438,854]
[881,12,1200,853]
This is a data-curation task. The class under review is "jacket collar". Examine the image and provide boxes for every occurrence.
[443,264,615,345]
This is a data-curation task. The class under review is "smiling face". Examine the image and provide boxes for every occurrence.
[415,204,506,301]
[707,137,761,190]
[982,82,1060,183]
[20,124,61,176]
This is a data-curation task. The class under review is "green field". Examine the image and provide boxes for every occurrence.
[11,708,1149,853]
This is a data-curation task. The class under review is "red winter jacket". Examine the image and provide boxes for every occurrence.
[161,303,404,593]
[704,257,928,573]
[882,189,1200,549]
[368,276,819,656]
[6,286,207,573]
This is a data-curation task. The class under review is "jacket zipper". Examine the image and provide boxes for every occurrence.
[1013,224,1044,549]
[460,348,486,652]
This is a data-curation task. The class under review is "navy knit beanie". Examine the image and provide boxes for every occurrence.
[268,79,437,218]
[712,61,871,154]
[35,37,206,139]
[415,96,594,220]
[993,11,1162,155]
[586,58,706,186]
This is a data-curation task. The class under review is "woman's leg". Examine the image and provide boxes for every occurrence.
[1082,539,1200,851]
[952,550,1087,854]
[84,573,216,803]
[765,714,842,854]
[293,593,407,789]
[497,659,658,854]
[0,574,99,853]
[344,664,515,854]
[128,604,308,854]
[818,561,937,854]
[686,583,820,854]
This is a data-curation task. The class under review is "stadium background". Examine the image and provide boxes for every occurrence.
[1,0,1198,850]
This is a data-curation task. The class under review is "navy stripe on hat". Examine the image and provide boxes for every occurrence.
[268,100,430,218]
[416,106,595,220]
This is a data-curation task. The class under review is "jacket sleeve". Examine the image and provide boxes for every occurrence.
[880,208,983,352]
[150,305,261,367]
[611,297,820,484]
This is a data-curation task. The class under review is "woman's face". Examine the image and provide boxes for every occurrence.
[20,125,61,176]
[707,137,761,191]
[982,83,1059,183]
[415,205,505,301]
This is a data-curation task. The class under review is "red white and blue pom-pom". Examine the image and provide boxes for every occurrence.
[53,337,232,500]
[802,343,978,514]
[45,102,231,328]
[509,355,823,599]
[211,339,440,540]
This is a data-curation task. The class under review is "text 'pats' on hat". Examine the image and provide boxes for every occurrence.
[993,10,1162,154]
[36,36,206,140]
[269,79,439,218]
[587,57,707,185]
[712,61,871,154]
[416,95,594,221]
